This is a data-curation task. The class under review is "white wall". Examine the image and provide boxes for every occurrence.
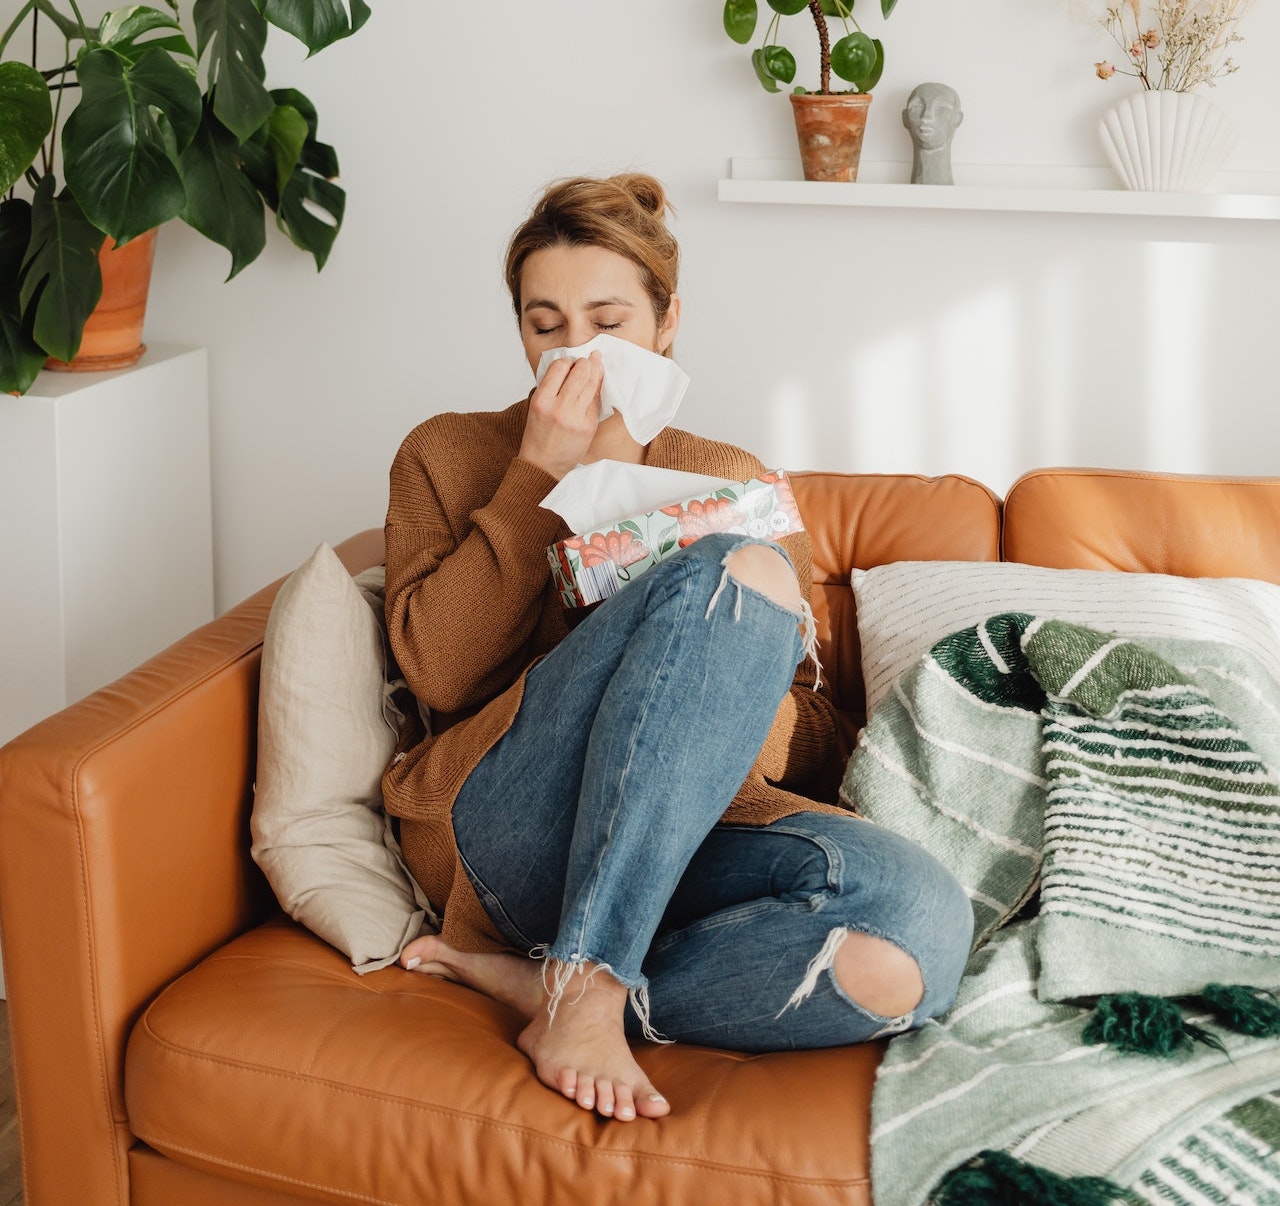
[142,1,1280,613]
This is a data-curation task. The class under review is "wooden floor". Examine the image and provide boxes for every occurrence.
[1,999,21,1206]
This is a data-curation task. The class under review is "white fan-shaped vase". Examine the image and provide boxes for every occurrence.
[1098,90,1237,192]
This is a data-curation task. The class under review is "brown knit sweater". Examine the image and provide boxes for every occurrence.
[382,398,844,954]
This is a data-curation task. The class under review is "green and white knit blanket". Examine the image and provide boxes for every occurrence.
[840,613,1280,1206]
[1132,1090,1280,1205]
[1028,616,1280,1002]
[870,920,1280,1206]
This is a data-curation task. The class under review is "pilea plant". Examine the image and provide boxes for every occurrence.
[0,0,369,395]
[723,0,897,96]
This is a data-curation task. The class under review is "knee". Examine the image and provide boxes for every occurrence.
[724,543,803,614]
[832,931,925,1020]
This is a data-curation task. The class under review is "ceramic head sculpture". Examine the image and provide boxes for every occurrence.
[903,82,963,185]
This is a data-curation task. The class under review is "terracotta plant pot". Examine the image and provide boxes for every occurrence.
[44,227,159,372]
[789,92,873,183]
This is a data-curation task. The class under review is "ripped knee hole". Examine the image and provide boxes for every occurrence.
[724,545,803,613]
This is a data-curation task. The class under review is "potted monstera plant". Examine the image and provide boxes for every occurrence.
[0,0,368,395]
[723,0,899,182]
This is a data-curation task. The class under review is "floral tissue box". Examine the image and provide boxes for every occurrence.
[547,469,804,608]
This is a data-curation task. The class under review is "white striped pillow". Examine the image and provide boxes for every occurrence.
[853,561,1280,719]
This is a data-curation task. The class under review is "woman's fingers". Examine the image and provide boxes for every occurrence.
[536,351,602,417]
[521,351,605,478]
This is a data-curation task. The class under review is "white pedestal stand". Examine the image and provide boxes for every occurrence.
[0,344,214,998]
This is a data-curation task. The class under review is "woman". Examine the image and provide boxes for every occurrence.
[384,173,973,1124]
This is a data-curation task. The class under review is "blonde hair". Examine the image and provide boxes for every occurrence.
[504,174,679,345]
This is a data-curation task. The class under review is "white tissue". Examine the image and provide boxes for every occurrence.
[540,460,731,535]
[533,333,690,444]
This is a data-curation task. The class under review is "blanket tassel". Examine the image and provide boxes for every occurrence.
[930,1150,1125,1205]
[1082,993,1226,1057]
[1198,984,1280,1038]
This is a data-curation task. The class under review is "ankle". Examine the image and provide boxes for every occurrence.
[542,958,627,1024]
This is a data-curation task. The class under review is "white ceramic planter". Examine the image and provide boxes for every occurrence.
[1098,90,1237,193]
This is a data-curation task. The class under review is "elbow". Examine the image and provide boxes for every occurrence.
[401,652,490,716]
[411,675,472,717]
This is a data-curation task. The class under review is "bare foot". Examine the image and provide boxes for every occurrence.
[399,935,543,1018]
[516,963,670,1123]
[400,941,670,1122]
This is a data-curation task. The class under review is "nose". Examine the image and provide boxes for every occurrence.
[565,317,595,349]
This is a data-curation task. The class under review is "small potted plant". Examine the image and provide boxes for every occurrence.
[0,0,367,395]
[1091,0,1251,191]
[723,0,899,182]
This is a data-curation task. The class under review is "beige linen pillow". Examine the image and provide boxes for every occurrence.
[853,559,1280,719]
[251,543,436,973]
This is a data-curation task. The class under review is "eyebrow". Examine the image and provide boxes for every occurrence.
[522,296,635,314]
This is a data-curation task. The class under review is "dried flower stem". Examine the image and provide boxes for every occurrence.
[1098,0,1251,91]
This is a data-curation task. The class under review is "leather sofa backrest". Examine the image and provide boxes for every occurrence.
[792,472,1002,755]
[1004,468,1280,585]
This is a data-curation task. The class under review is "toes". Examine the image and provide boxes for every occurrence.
[594,1080,616,1118]
[556,1067,577,1101]
[398,936,434,969]
[614,1085,636,1122]
[637,1088,670,1119]
[574,1075,596,1112]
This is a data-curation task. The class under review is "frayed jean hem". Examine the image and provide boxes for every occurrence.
[536,946,672,1045]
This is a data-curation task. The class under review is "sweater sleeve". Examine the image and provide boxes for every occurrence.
[384,418,565,714]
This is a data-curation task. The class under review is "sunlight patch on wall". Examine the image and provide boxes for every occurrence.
[845,330,926,472]
[766,379,816,472]
[933,286,1020,484]
[1030,261,1079,467]
[1142,241,1210,472]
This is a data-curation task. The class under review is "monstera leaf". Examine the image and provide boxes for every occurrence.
[97,6,196,64]
[178,103,268,279]
[257,0,371,53]
[0,63,53,195]
[62,46,202,242]
[268,89,344,270]
[0,198,49,394]
[18,176,105,363]
[194,0,274,143]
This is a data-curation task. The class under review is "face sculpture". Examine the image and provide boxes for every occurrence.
[903,82,963,151]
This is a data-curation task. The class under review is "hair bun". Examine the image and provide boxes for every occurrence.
[505,172,680,335]
[614,173,670,218]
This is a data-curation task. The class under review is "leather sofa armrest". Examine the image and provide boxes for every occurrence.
[0,529,384,1205]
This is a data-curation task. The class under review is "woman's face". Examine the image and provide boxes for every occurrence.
[518,243,679,375]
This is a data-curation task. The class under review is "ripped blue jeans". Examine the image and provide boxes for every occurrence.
[452,533,973,1051]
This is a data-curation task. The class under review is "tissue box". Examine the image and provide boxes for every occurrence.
[548,469,804,608]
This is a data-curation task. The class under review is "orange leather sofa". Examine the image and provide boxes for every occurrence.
[3,466,1279,1206]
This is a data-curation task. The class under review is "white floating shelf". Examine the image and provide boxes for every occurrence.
[719,157,1280,221]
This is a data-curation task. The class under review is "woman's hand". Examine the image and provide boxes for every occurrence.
[518,351,604,479]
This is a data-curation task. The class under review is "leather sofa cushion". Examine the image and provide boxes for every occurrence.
[126,918,882,1206]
